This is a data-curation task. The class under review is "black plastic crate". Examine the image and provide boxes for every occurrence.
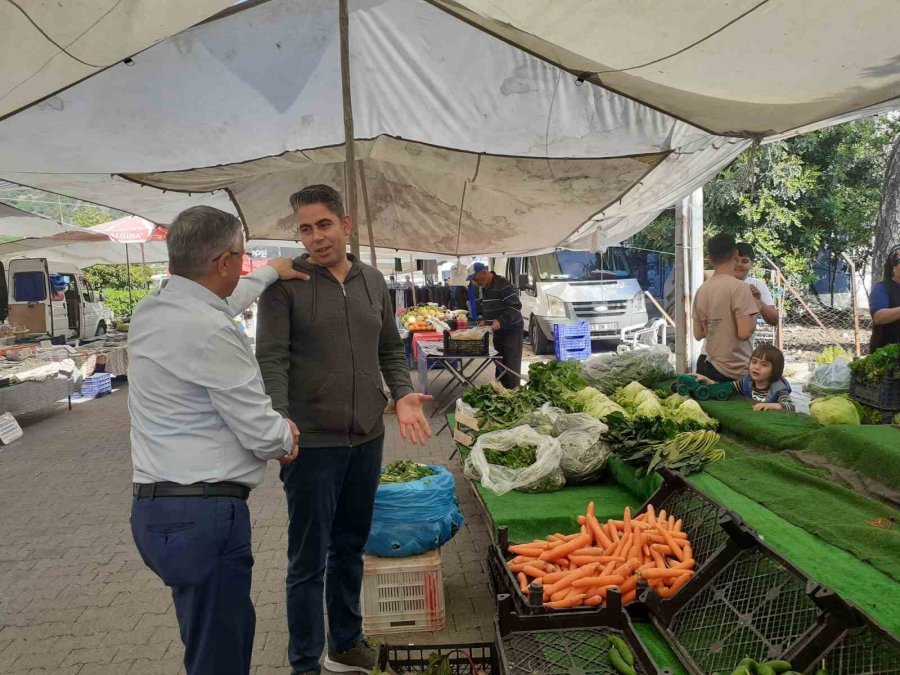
[655,547,829,674]
[444,330,491,356]
[489,530,646,621]
[815,622,900,675]
[849,372,900,411]
[379,642,499,674]
[495,614,662,675]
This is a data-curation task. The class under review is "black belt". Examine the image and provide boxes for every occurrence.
[133,482,250,500]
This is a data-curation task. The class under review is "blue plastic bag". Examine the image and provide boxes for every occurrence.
[365,464,464,558]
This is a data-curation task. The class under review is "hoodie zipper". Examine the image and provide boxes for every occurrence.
[341,281,355,446]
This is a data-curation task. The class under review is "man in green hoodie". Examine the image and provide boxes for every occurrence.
[256,184,431,675]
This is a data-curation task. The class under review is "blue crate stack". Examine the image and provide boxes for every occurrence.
[553,321,591,361]
[80,373,113,398]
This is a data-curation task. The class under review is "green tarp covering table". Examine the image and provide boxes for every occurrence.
[451,408,900,638]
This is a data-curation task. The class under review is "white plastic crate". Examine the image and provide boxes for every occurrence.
[0,413,23,445]
[361,549,445,635]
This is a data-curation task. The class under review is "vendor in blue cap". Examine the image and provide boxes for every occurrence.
[869,245,900,350]
[468,262,524,388]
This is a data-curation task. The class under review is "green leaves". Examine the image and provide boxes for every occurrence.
[380,460,436,484]
[848,344,900,383]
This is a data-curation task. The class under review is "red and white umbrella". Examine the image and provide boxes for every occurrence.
[92,215,168,243]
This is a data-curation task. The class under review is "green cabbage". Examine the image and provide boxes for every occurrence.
[809,395,861,426]
[663,393,687,409]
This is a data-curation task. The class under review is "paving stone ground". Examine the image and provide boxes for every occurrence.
[0,380,496,674]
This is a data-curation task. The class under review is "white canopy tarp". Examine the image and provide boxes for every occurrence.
[0,202,168,266]
[430,0,900,137]
[0,0,896,255]
[0,0,234,120]
[0,0,750,255]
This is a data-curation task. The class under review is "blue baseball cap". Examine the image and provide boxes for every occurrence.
[466,262,489,281]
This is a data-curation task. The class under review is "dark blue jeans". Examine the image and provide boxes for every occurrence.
[281,436,384,674]
[131,495,255,675]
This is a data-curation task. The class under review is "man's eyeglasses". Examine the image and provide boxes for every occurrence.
[212,250,245,263]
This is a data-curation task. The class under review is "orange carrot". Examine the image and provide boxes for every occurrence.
[539,534,591,561]
[668,572,693,594]
[543,563,599,595]
[571,575,625,589]
[618,575,638,594]
[623,507,632,536]
[521,565,548,578]
[576,515,587,525]
[642,544,651,559]
[551,586,574,602]
[528,540,552,549]
[612,533,632,559]
[621,590,637,604]
[518,572,529,594]
[587,501,596,517]
[650,549,666,569]
[607,520,620,543]
[674,518,683,533]
[659,528,685,561]
[548,593,586,609]
[586,513,613,549]
[669,558,695,571]
[668,515,676,530]
[639,567,694,580]
[646,503,657,526]
[509,545,544,557]
[600,560,618,576]
[571,547,611,557]
[584,594,603,607]
[539,571,569,585]
[658,509,667,523]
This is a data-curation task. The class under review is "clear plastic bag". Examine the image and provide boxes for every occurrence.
[581,345,675,394]
[465,425,565,495]
[557,429,612,484]
[808,358,852,395]
[523,402,563,435]
[552,412,607,437]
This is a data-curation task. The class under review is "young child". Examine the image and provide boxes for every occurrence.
[696,344,794,411]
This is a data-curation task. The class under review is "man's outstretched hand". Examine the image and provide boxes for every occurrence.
[269,257,310,282]
[395,393,433,446]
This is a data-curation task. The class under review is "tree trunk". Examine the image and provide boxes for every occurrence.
[872,134,900,287]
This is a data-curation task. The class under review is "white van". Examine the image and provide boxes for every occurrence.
[3,258,112,340]
[492,248,649,354]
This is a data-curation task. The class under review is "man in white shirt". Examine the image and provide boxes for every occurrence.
[129,206,308,675]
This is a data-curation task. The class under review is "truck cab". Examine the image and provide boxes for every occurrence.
[493,248,649,354]
[4,258,112,341]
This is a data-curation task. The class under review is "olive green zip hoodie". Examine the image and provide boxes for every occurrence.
[255,254,413,448]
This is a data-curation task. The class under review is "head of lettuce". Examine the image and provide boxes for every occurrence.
[809,395,861,426]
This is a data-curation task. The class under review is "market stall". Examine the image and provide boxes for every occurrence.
[0,353,81,416]
[448,346,900,673]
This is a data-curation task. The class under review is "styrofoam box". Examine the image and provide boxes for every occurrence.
[361,549,445,636]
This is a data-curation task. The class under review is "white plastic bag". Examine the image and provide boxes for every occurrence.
[808,358,851,395]
[523,402,563,435]
[552,412,610,483]
[465,425,565,495]
[581,345,674,394]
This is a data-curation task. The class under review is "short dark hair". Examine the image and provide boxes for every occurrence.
[736,242,755,261]
[289,184,344,218]
[751,344,785,382]
[707,233,737,264]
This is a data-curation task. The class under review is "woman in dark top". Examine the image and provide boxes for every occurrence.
[869,245,900,350]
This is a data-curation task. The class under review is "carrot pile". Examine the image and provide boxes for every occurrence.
[505,502,695,609]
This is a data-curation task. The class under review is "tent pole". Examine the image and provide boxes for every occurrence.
[140,243,149,291]
[359,160,377,268]
[674,188,703,373]
[410,254,417,305]
[339,0,360,259]
[125,243,133,312]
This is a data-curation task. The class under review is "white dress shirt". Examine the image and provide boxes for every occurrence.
[129,267,293,488]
